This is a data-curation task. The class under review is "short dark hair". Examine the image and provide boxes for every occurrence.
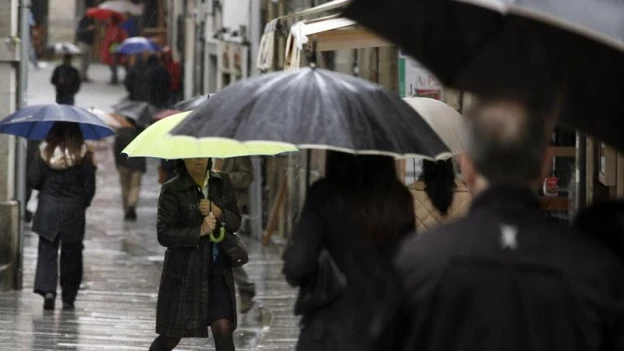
[465,97,550,185]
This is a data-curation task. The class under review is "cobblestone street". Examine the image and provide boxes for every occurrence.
[0,63,299,350]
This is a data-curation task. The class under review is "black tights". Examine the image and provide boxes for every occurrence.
[149,319,234,351]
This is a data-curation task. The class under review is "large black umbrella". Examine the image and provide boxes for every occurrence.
[344,0,624,151]
[171,67,451,159]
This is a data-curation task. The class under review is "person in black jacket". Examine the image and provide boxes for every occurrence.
[50,54,81,105]
[373,96,624,351]
[124,54,170,109]
[283,151,415,351]
[28,122,96,311]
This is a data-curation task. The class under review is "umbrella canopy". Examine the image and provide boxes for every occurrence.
[403,97,465,156]
[87,108,122,128]
[344,0,624,151]
[170,67,451,159]
[116,37,160,55]
[48,42,81,55]
[0,104,115,140]
[97,0,143,16]
[86,7,124,20]
[123,112,298,159]
[152,95,213,121]
[113,98,153,127]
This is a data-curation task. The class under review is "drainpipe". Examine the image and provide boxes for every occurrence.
[15,0,31,289]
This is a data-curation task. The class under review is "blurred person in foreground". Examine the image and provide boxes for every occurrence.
[283,151,415,351]
[150,158,240,351]
[409,158,471,232]
[28,122,96,311]
[50,54,81,105]
[216,157,257,313]
[373,97,624,351]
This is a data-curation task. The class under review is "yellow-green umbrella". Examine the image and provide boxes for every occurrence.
[122,112,298,159]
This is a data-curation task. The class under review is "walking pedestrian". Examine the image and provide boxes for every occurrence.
[50,54,81,105]
[75,15,96,82]
[373,96,624,350]
[409,158,471,232]
[161,47,182,106]
[150,158,240,351]
[124,54,170,109]
[282,151,415,351]
[217,157,257,313]
[113,117,145,221]
[28,10,40,70]
[28,122,96,311]
[101,16,127,85]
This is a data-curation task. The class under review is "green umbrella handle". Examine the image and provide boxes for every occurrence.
[209,227,225,243]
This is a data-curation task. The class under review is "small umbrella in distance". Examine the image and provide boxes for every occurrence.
[0,104,115,140]
[122,112,298,159]
[87,107,122,129]
[153,94,213,120]
[403,97,466,156]
[95,0,143,16]
[113,98,153,127]
[116,37,161,55]
[344,0,624,151]
[48,42,81,56]
[170,67,451,160]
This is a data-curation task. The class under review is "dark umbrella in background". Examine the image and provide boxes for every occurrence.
[343,0,624,151]
[170,67,451,160]
[113,98,153,127]
[152,94,214,121]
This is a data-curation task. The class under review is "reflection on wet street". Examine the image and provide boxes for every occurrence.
[0,64,299,350]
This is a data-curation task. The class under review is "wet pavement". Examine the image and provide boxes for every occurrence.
[0,63,299,350]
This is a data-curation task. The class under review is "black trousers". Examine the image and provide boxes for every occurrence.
[34,236,84,304]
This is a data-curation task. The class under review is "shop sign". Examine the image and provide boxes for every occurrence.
[398,51,442,99]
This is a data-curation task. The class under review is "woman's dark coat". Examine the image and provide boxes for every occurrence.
[156,170,241,338]
[283,180,414,351]
[28,149,96,243]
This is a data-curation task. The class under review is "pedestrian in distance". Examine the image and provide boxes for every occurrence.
[75,14,96,82]
[28,122,96,311]
[282,151,415,351]
[113,117,146,221]
[50,54,81,105]
[216,157,257,313]
[150,158,241,351]
[372,95,624,351]
[101,16,127,85]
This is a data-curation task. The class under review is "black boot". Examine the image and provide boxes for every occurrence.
[43,293,55,310]
[127,207,137,221]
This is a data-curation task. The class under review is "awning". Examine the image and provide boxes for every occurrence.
[292,17,391,52]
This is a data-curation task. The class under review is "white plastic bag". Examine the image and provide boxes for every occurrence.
[26,190,38,214]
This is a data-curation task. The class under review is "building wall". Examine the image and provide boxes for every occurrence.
[47,0,77,43]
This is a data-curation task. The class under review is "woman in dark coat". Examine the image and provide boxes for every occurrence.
[150,158,241,351]
[28,122,96,311]
[282,151,416,351]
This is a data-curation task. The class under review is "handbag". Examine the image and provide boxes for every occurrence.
[220,231,249,268]
[294,249,347,316]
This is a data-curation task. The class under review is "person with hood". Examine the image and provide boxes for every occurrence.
[101,16,127,85]
[161,47,181,106]
[28,122,96,311]
[409,158,472,232]
[150,158,240,351]
[372,96,624,351]
[50,54,81,105]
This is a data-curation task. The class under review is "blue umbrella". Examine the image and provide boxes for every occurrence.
[0,104,115,140]
[115,37,160,55]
